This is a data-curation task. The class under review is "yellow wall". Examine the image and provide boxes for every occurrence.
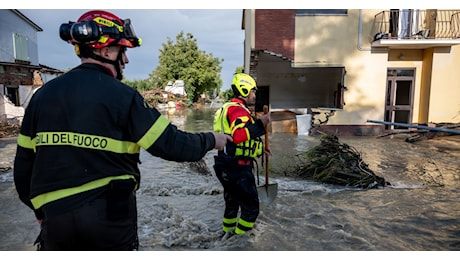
[294,10,389,124]
[429,46,460,122]
[245,9,460,125]
[419,48,433,123]
[293,9,460,124]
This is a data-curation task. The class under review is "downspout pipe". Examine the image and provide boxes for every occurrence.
[358,9,372,51]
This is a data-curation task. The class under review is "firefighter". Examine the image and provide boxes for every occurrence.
[13,10,231,250]
[213,73,271,237]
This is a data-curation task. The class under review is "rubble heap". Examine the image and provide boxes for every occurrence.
[0,119,20,138]
[284,133,389,189]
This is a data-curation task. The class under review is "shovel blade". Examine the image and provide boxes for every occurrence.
[257,183,278,205]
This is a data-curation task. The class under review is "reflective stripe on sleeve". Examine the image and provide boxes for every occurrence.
[137,115,170,149]
[17,133,36,151]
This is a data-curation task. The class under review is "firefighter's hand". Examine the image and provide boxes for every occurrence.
[264,146,272,156]
[259,113,271,127]
[213,133,233,151]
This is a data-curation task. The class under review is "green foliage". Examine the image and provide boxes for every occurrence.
[149,31,223,102]
[221,88,234,102]
[62,67,73,73]
[122,78,155,91]
[217,66,243,101]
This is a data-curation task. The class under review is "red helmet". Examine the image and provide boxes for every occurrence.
[61,10,142,49]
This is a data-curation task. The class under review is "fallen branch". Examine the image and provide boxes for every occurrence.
[283,133,388,189]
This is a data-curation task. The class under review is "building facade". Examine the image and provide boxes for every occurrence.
[243,9,460,135]
[0,9,62,122]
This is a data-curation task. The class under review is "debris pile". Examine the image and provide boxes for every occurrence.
[285,133,389,189]
[0,119,20,138]
[404,123,460,143]
[141,89,189,108]
[186,159,211,176]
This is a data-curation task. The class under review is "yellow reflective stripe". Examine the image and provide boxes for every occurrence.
[222,217,237,232]
[31,175,135,209]
[238,218,255,229]
[35,132,140,154]
[93,17,123,32]
[137,115,170,149]
[230,116,249,129]
[239,116,250,123]
[223,217,237,224]
[223,226,235,232]
[98,36,109,44]
[235,218,255,235]
[217,102,249,136]
[230,122,245,133]
[230,116,249,134]
[235,228,245,235]
[17,133,36,151]
[235,138,263,157]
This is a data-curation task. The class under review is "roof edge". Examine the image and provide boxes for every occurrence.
[11,9,43,32]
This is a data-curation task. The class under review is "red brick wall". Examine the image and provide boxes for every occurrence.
[255,10,295,60]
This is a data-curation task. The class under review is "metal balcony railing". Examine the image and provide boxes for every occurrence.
[371,9,460,41]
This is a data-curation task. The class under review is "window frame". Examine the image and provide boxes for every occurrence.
[13,32,30,63]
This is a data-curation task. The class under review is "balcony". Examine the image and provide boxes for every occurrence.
[371,9,460,49]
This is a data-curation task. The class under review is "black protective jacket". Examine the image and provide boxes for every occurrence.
[14,63,215,219]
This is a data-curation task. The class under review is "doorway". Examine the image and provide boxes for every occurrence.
[255,85,269,113]
[384,68,415,130]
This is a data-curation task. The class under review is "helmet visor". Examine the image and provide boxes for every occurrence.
[120,19,141,47]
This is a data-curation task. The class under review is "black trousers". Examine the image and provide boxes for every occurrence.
[213,156,259,225]
[38,185,138,250]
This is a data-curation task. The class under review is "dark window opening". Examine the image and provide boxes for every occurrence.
[255,86,269,113]
[5,86,20,106]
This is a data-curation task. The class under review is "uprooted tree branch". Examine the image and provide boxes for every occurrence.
[282,133,389,189]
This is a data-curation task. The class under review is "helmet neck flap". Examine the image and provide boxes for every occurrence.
[76,44,125,80]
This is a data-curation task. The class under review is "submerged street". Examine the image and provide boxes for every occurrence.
[1,107,459,251]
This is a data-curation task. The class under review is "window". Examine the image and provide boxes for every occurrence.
[5,85,20,106]
[296,10,348,16]
[13,33,29,63]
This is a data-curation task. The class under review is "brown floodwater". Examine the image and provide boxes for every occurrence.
[1,107,459,251]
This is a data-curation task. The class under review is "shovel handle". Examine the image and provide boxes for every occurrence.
[263,105,269,184]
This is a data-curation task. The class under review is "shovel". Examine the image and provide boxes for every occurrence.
[257,105,278,205]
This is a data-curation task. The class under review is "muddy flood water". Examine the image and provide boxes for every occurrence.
[1,107,459,253]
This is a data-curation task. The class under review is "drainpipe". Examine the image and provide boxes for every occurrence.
[358,9,371,51]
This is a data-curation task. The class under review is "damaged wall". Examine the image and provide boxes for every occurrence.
[0,94,24,122]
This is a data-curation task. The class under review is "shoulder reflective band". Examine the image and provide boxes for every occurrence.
[21,132,140,154]
[31,175,135,209]
[137,115,170,149]
[17,133,35,151]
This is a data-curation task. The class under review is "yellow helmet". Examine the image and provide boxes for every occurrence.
[231,73,257,98]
